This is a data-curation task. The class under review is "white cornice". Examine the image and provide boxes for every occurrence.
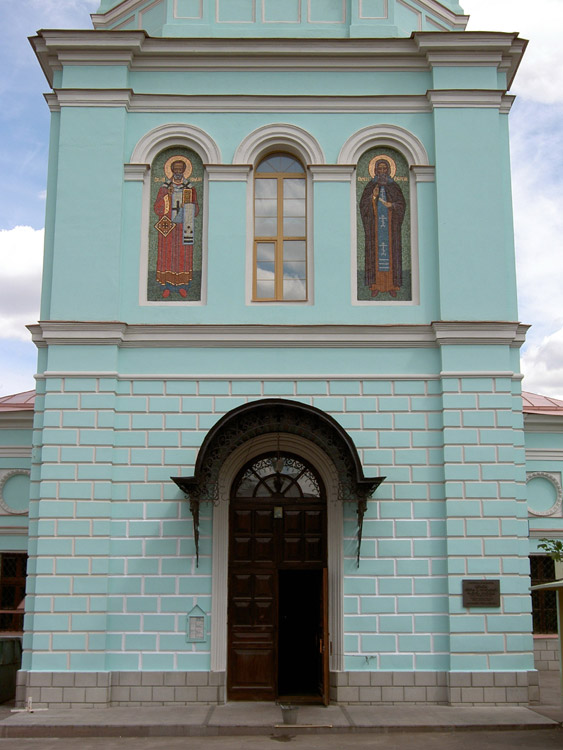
[524,414,563,433]
[427,90,509,109]
[432,321,528,347]
[526,449,563,462]
[0,412,34,429]
[411,165,435,182]
[310,165,356,182]
[48,88,516,114]
[0,526,28,536]
[414,32,526,88]
[0,446,32,458]
[124,163,149,181]
[49,89,434,113]
[28,321,528,349]
[206,165,252,181]
[30,31,525,85]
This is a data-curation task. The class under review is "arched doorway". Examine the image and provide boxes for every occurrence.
[171,399,384,702]
[227,453,328,703]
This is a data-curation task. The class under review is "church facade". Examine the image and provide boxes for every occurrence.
[1,0,563,707]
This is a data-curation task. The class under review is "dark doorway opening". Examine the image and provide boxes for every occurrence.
[278,569,323,700]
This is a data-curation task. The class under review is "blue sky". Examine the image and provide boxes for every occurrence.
[1,0,562,397]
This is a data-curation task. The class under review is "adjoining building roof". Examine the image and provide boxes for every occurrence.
[522,391,563,416]
[0,390,36,412]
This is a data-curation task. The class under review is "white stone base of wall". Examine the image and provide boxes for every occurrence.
[16,671,225,708]
[331,671,536,706]
[17,670,536,708]
[534,636,560,671]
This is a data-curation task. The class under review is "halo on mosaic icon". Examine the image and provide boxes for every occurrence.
[164,155,193,180]
[369,154,397,179]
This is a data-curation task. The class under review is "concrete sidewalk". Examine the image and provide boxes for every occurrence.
[0,672,561,738]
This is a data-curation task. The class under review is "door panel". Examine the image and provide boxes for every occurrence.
[228,454,327,702]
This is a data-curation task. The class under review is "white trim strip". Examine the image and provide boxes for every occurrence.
[28,321,526,349]
[34,371,522,382]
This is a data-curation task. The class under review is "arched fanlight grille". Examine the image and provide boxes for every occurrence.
[233,454,321,499]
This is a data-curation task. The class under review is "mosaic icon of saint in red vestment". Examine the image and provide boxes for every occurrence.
[154,155,200,299]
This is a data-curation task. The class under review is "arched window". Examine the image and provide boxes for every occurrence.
[253,153,307,301]
[233,453,322,499]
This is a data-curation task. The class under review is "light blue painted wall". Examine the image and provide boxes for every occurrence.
[95,0,466,37]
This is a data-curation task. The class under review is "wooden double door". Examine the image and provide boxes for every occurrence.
[227,454,329,703]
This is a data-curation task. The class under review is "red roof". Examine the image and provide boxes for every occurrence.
[0,390,36,412]
[522,391,563,416]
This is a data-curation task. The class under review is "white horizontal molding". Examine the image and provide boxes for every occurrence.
[427,90,509,110]
[206,165,252,181]
[50,90,433,114]
[0,446,33,458]
[31,31,524,82]
[432,321,528,347]
[440,371,518,379]
[530,530,563,540]
[37,371,443,381]
[124,163,149,181]
[411,165,435,183]
[526,449,563,462]
[524,414,563,433]
[0,413,34,429]
[310,165,355,182]
[0,526,28,536]
[29,321,528,349]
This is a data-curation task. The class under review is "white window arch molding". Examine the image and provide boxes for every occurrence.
[210,432,344,677]
[233,123,325,167]
[233,124,325,306]
[126,124,221,307]
[339,124,433,307]
[128,123,222,168]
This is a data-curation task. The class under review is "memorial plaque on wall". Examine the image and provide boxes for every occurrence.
[462,580,501,608]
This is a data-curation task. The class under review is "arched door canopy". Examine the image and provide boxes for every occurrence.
[172,399,385,565]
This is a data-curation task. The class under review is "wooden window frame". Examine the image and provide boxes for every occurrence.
[253,153,307,302]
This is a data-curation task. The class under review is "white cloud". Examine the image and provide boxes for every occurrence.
[521,327,563,400]
[0,226,44,340]
[464,0,563,104]
[0,340,38,397]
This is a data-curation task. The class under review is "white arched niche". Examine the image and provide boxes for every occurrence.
[339,124,434,307]
[210,432,344,677]
[126,124,222,307]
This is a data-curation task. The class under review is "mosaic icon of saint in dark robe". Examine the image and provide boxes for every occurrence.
[359,155,406,298]
[153,155,200,298]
